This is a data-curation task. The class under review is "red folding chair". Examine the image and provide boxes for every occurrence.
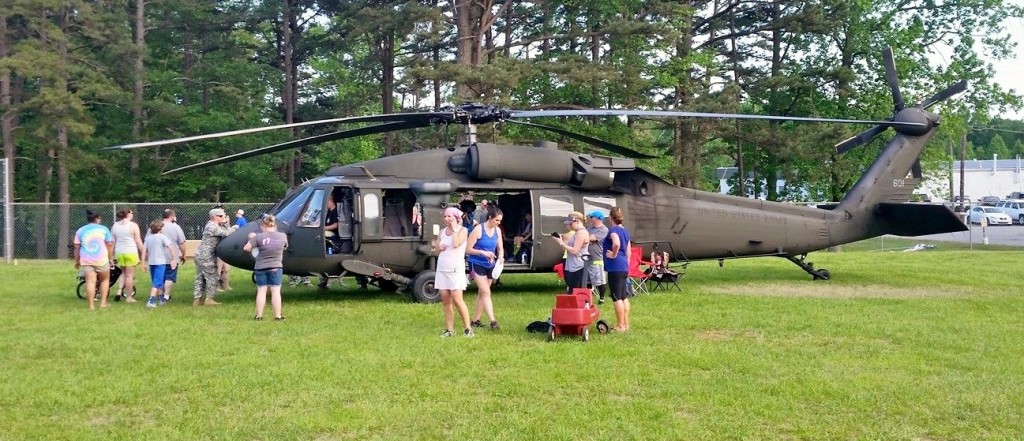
[627,246,651,296]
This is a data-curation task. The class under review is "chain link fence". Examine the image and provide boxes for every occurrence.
[7,203,275,259]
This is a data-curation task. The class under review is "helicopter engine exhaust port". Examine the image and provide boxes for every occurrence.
[464,144,634,190]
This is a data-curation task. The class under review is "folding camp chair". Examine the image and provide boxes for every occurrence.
[627,246,651,296]
[647,251,683,292]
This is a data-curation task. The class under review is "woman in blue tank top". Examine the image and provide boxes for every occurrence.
[466,205,504,331]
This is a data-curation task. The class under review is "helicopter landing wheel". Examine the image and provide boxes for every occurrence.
[813,269,831,280]
[409,270,439,303]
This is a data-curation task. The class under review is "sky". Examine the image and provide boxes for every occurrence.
[988,3,1024,118]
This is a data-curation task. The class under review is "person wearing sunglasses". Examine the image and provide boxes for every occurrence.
[192,208,238,306]
[551,211,590,292]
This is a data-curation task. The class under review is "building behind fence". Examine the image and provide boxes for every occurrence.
[4,203,276,260]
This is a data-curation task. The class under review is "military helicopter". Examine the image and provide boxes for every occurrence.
[111,48,968,303]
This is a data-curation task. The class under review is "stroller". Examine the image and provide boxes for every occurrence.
[76,264,133,301]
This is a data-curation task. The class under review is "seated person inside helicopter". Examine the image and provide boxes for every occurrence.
[507,212,533,263]
[325,190,354,254]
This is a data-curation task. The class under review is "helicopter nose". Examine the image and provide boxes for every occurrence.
[216,224,259,270]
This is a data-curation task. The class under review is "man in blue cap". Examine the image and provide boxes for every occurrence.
[586,210,609,303]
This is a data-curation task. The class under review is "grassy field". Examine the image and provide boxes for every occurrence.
[2,242,1023,440]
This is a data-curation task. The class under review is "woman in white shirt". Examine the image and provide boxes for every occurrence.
[434,207,473,338]
[110,208,145,303]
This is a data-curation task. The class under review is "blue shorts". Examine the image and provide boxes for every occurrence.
[149,265,167,289]
[254,268,283,287]
[164,265,178,283]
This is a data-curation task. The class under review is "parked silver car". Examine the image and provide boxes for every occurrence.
[968,206,1013,225]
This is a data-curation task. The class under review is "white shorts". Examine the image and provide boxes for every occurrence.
[434,268,467,291]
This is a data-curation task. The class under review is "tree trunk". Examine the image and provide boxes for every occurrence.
[182,25,192,106]
[1,13,15,203]
[56,10,71,259]
[130,0,145,173]
[282,0,297,186]
[378,32,397,155]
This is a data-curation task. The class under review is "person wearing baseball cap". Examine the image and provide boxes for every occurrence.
[192,207,237,306]
[586,211,609,303]
[550,211,590,291]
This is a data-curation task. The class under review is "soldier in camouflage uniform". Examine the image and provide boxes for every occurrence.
[193,208,237,306]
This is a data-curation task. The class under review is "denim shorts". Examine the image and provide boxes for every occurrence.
[254,268,283,287]
[164,265,178,283]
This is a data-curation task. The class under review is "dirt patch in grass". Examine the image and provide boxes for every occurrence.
[697,329,762,341]
[712,283,966,299]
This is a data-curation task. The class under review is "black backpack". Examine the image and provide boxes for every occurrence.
[526,321,551,333]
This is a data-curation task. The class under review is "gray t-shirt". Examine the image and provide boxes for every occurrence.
[249,231,288,270]
[143,233,173,265]
[586,225,609,261]
[159,221,186,260]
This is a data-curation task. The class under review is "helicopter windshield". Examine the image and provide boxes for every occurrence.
[274,186,313,225]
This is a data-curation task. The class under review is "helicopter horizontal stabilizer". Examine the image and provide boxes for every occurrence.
[875,203,968,236]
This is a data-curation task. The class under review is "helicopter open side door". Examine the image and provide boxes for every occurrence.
[289,188,330,260]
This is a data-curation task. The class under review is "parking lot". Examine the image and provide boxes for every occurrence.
[916,223,1024,247]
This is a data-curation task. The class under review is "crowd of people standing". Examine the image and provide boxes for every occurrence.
[73,197,638,335]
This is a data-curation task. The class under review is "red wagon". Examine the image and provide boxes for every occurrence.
[547,288,607,342]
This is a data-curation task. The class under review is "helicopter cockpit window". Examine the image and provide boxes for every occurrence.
[297,189,326,228]
[273,187,314,226]
[363,193,380,236]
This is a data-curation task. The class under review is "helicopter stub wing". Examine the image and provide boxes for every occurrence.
[875,203,968,236]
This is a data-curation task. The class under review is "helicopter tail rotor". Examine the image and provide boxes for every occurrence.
[834,48,967,155]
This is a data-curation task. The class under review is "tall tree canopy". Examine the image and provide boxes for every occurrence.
[1,0,1021,204]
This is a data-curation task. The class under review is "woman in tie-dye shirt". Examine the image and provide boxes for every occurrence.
[74,210,114,310]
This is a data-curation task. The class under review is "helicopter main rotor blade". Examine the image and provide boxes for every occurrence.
[883,47,906,112]
[162,121,427,175]
[507,109,926,130]
[504,119,659,159]
[108,112,450,151]
[921,80,968,109]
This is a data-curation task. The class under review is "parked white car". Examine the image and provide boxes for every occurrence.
[995,200,1024,225]
[968,206,1013,225]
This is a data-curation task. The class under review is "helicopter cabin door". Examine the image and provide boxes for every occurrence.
[290,188,331,259]
[531,190,576,268]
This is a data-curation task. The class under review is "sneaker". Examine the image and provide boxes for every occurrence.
[440,329,454,338]
[464,329,475,338]
[254,316,263,321]
[158,296,167,306]
[598,299,605,305]
[470,320,483,328]
[489,321,500,331]
[204,298,221,306]
[146,298,157,308]
[274,316,285,321]
[192,298,203,306]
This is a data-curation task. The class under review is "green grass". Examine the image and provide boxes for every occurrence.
[2,246,1024,440]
